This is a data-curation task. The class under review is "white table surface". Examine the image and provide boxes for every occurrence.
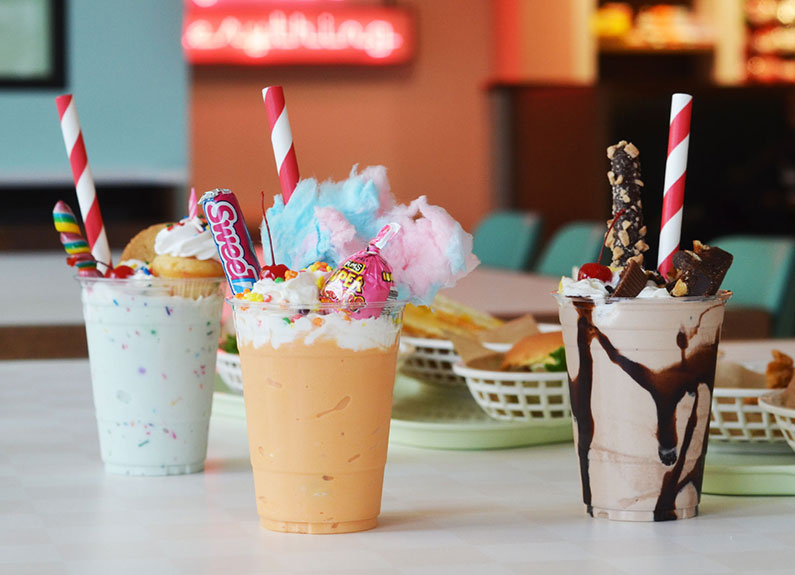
[3,340,795,574]
[440,267,560,318]
[0,253,559,327]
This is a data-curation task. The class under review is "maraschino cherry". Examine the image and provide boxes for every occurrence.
[261,264,289,280]
[259,191,289,281]
[106,265,134,279]
[577,208,626,282]
[577,261,612,283]
[67,255,132,279]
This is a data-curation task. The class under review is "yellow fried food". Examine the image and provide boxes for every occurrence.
[767,349,794,390]
[402,294,503,339]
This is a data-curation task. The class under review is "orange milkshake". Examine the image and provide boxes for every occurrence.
[205,169,479,532]
[231,292,404,534]
[239,338,399,533]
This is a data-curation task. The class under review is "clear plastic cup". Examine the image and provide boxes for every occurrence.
[229,299,405,534]
[79,276,225,475]
[554,292,730,521]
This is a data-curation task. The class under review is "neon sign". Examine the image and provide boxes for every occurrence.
[183,2,414,65]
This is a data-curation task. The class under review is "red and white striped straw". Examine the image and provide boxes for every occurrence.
[262,86,300,204]
[55,94,112,273]
[657,93,693,279]
[188,187,197,219]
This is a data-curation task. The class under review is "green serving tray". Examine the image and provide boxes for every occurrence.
[703,443,795,496]
[389,374,573,450]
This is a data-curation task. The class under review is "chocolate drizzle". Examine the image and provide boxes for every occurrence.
[569,300,721,521]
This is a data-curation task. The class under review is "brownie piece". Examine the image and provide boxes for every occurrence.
[669,241,733,297]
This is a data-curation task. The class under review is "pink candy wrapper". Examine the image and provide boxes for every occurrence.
[320,223,400,318]
[201,188,261,295]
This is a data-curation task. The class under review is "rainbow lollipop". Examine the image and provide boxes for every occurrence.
[53,201,102,277]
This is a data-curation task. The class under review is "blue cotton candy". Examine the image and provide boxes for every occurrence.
[261,166,478,305]
[262,166,383,269]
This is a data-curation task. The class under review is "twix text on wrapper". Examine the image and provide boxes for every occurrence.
[320,223,400,319]
[201,188,261,295]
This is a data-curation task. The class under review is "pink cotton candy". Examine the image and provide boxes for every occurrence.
[314,206,366,264]
[380,197,479,303]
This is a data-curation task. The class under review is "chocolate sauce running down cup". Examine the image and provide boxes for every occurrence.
[554,292,730,521]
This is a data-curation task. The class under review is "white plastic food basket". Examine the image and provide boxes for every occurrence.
[400,324,561,388]
[216,349,243,393]
[399,336,468,388]
[452,362,571,422]
[758,390,795,452]
[709,388,785,444]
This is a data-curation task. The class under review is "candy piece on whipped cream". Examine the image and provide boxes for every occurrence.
[202,188,261,294]
[320,223,400,319]
[246,263,330,305]
[612,260,647,298]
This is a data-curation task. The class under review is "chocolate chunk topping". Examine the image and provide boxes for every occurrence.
[645,269,667,287]
[606,141,648,268]
[612,259,647,297]
[669,241,733,297]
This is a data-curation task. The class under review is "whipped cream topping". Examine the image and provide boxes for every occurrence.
[234,308,400,351]
[559,277,613,298]
[235,267,401,350]
[155,216,219,261]
[636,285,672,298]
[117,259,153,278]
[251,269,329,304]
[559,274,671,299]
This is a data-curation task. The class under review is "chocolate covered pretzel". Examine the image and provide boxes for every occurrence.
[605,141,649,268]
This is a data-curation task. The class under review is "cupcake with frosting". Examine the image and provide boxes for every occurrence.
[150,215,224,278]
[118,215,223,279]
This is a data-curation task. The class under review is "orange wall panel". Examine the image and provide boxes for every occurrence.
[190,0,493,235]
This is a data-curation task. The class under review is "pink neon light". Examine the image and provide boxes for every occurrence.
[183,5,413,65]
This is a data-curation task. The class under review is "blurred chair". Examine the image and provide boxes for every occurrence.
[534,221,606,278]
[710,235,795,338]
[472,211,542,271]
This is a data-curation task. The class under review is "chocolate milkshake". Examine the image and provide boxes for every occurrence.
[555,141,733,521]
[556,293,729,520]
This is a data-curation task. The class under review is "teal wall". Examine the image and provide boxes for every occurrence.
[0,0,187,183]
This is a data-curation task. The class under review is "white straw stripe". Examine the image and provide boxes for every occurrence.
[663,136,689,192]
[92,227,111,264]
[657,208,683,266]
[75,168,96,216]
[60,102,81,152]
[669,93,692,123]
[271,109,293,169]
